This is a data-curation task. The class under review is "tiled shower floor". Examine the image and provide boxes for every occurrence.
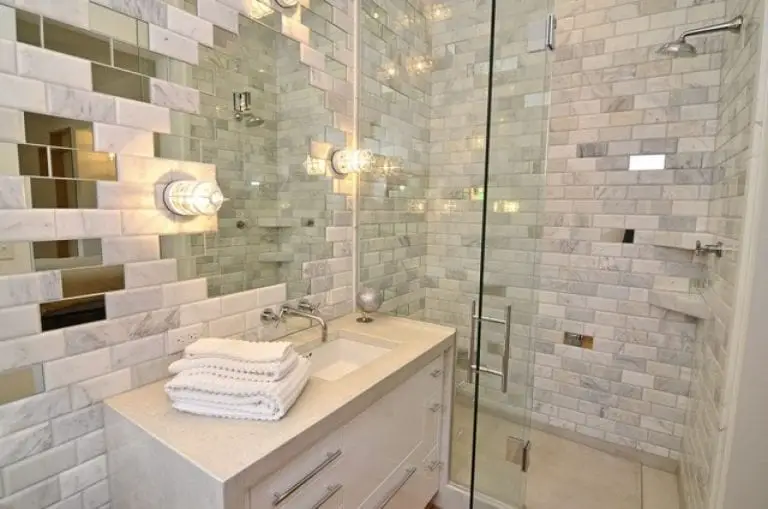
[450,401,680,509]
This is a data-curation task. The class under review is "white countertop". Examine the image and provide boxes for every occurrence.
[105,313,455,490]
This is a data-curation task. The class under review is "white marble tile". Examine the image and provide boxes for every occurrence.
[0,387,71,438]
[209,312,246,337]
[43,349,112,390]
[116,154,214,183]
[70,369,132,410]
[221,288,259,316]
[89,2,141,45]
[59,455,107,499]
[0,175,27,208]
[93,123,153,156]
[0,330,65,372]
[18,44,92,90]
[166,5,214,46]
[0,107,25,143]
[96,0,167,26]
[76,429,106,462]
[149,78,200,114]
[110,333,164,368]
[179,297,221,326]
[0,210,55,241]
[51,404,102,444]
[258,283,287,306]
[197,0,238,33]
[149,24,198,64]
[83,479,109,508]
[115,98,171,133]
[54,210,122,239]
[16,0,89,28]
[0,424,51,469]
[300,44,325,70]
[97,181,158,209]
[162,278,207,307]
[0,38,15,73]
[102,235,159,265]
[105,286,163,318]
[121,209,179,235]
[0,5,16,41]
[0,272,61,308]
[2,442,77,494]
[124,259,177,288]
[47,85,116,123]
[0,73,46,113]
[166,322,206,354]
[282,17,310,44]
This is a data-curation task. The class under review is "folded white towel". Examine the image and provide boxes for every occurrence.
[165,357,310,421]
[168,352,299,382]
[184,338,295,363]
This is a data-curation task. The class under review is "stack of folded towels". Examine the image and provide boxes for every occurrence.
[164,338,309,421]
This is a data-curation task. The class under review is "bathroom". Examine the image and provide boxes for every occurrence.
[0,0,767,508]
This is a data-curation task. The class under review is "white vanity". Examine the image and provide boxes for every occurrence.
[104,314,456,509]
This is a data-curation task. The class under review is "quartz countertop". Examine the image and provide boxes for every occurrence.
[104,313,455,491]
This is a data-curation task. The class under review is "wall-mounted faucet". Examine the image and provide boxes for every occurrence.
[260,299,328,342]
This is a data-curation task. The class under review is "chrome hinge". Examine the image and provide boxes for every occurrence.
[545,14,557,50]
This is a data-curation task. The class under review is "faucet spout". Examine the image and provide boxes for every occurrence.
[279,303,328,342]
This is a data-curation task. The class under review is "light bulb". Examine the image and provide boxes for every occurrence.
[331,149,374,176]
[163,180,225,217]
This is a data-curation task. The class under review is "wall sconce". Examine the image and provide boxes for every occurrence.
[274,0,298,7]
[331,149,373,177]
[163,180,224,216]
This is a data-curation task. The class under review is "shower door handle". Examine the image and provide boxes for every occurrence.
[467,301,512,393]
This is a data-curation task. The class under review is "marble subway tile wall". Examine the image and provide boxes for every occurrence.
[357,0,431,317]
[681,0,765,506]
[0,1,356,508]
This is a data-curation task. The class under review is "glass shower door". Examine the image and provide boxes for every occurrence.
[465,0,554,507]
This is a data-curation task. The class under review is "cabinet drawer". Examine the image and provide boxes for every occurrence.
[369,445,441,509]
[420,355,445,394]
[249,429,344,508]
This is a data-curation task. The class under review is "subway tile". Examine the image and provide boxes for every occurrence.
[149,78,200,113]
[16,0,89,27]
[55,210,122,239]
[0,73,46,112]
[43,349,111,390]
[70,369,131,410]
[162,278,207,308]
[51,405,102,445]
[0,330,65,372]
[0,304,41,340]
[149,24,199,65]
[93,123,154,157]
[2,441,76,494]
[17,44,92,90]
[0,106,25,142]
[102,235,160,264]
[0,423,51,468]
[167,5,214,46]
[124,259,177,288]
[115,98,172,134]
[105,286,163,318]
[197,0,238,33]
[95,0,167,26]
[46,85,116,123]
[110,333,164,369]
[0,388,71,438]
[59,455,107,499]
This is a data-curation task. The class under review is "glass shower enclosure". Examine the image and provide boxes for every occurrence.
[357,0,555,506]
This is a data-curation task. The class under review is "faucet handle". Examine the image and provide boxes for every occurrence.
[298,299,320,314]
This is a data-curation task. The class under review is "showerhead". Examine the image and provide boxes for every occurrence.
[658,15,743,58]
[657,40,698,58]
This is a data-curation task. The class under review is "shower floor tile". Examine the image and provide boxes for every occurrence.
[450,403,680,509]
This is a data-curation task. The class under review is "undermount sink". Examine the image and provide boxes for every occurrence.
[305,332,395,381]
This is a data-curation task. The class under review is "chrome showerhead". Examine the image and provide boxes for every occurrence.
[244,114,265,127]
[657,40,698,58]
[658,15,743,58]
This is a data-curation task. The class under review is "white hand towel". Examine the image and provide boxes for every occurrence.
[168,351,299,382]
[165,357,310,421]
[184,338,295,363]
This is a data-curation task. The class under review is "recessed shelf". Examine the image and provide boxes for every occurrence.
[649,291,711,320]
[647,232,715,251]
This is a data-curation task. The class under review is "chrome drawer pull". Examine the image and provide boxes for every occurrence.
[272,450,342,506]
[430,368,442,378]
[375,467,417,509]
[309,484,342,509]
[429,403,442,412]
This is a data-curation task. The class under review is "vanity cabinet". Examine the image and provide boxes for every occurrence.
[247,355,447,509]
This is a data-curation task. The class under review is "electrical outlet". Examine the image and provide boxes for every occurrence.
[0,243,14,261]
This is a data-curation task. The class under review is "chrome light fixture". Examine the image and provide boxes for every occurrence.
[163,180,224,216]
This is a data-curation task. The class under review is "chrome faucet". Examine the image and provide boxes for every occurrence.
[278,299,328,343]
